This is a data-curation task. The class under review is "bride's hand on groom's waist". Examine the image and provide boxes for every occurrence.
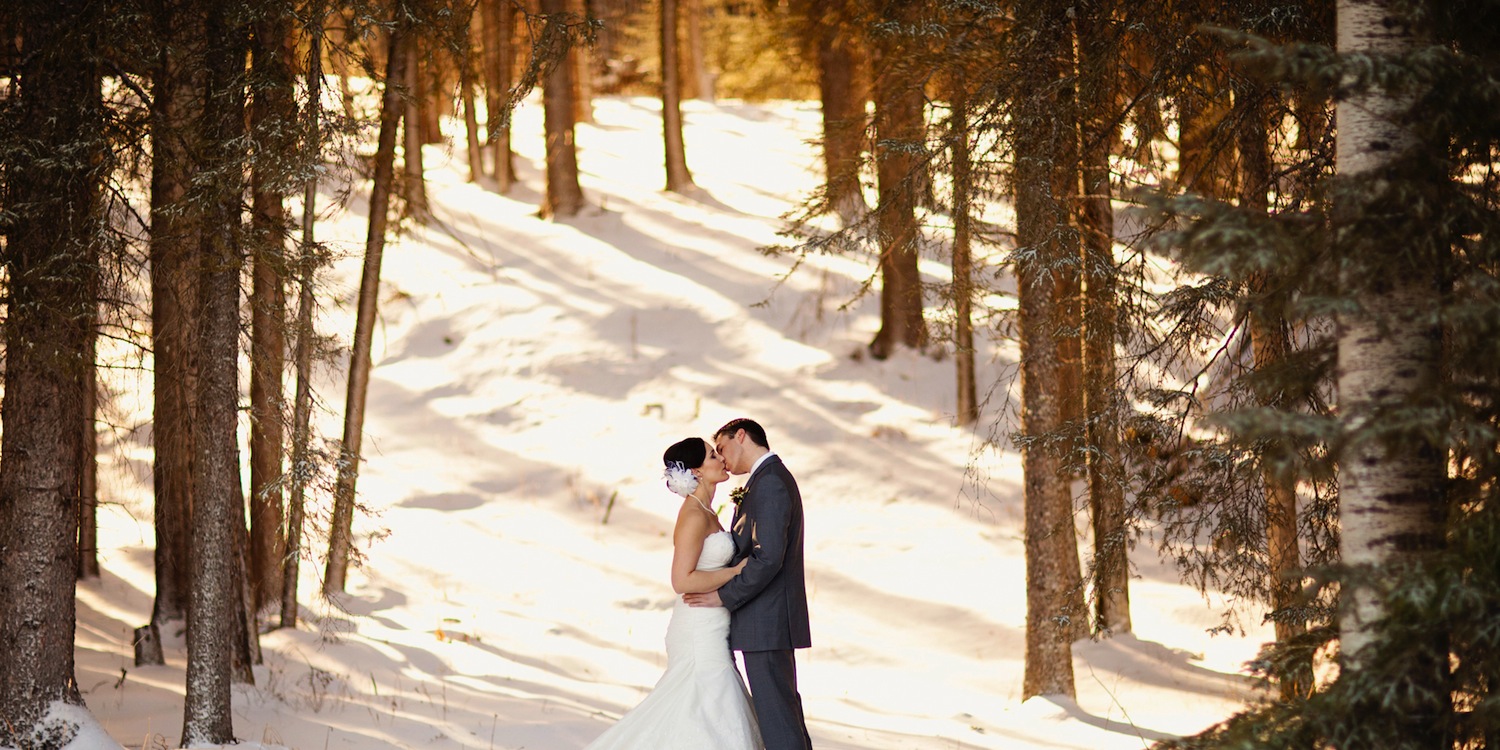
[683,590,723,608]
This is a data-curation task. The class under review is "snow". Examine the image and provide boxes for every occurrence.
[74,95,1271,749]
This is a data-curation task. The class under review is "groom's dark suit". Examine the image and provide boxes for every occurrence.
[718,454,813,750]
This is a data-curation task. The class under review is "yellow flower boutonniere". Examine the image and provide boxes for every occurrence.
[730,486,748,508]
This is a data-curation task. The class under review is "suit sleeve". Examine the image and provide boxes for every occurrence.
[717,475,792,612]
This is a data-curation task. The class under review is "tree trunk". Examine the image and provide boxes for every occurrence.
[1235,76,1306,697]
[78,314,101,581]
[1016,0,1086,700]
[1076,0,1129,636]
[327,18,410,596]
[146,0,205,640]
[181,2,249,742]
[403,38,431,222]
[0,1,102,737]
[816,2,867,225]
[684,0,711,101]
[282,0,327,629]
[462,62,485,182]
[248,6,295,616]
[541,0,586,217]
[481,0,517,191]
[571,0,594,125]
[661,0,694,192]
[1334,0,1445,671]
[950,73,978,428]
[867,1,926,360]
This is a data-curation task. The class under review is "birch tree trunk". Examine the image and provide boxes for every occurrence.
[0,0,102,737]
[327,17,410,596]
[182,1,249,741]
[661,0,694,192]
[1334,0,1445,664]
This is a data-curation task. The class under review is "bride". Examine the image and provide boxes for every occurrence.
[582,437,764,750]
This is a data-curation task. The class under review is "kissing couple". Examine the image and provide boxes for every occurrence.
[581,418,814,750]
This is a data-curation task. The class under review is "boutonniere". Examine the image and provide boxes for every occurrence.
[730,486,747,508]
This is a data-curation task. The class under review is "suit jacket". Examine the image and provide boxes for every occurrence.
[717,455,812,652]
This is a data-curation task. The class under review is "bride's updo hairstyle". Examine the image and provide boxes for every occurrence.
[662,437,708,496]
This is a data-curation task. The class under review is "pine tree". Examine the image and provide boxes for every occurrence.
[0,0,106,740]
[661,0,695,192]
[540,0,587,217]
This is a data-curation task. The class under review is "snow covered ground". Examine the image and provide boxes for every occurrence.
[77,95,1269,749]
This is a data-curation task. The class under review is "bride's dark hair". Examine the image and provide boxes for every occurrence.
[663,437,708,469]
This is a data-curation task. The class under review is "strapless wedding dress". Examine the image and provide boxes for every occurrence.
[583,530,763,749]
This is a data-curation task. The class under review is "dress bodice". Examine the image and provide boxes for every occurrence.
[696,530,735,572]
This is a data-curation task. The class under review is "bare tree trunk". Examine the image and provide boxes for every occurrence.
[867,0,926,360]
[282,0,327,629]
[661,0,694,192]
[481,0,517,191]
[816,1,867,225]
[248,6,295,616]
[462,64,485,182]
[181,1,248,742]
[570,0,593,125]
[684,0,711,101]
[403,38,431,222]
[950,73,978,428]
[326,18,410,596]
[541,0,585,217]
[0,1,102,737]
[1076,0,1129,636]
[1335,0,1445,671]
[145,0,205,653]
[78,313,101,580]
[1016,0,1085,700]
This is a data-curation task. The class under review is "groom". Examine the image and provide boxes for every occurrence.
[684,418,814,750]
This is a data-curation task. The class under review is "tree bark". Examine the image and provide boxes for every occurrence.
[541,0,586,217]
[1235,76,1306,697]
[570,0,593,125]
[684,0,711,101]
[816,1,867,225]
[248,5,295,615]
[327,17,410,596]
[1076,0,1129,635]
[1016,0,1086,700]
[0,0,102,737]
[867,1,926,360]
[78,314,101,581]
[282,0,327,629]
[403,36,431,221]
[146,0,205,639]
[481,0,518,191]
[181,2,249,742]
[950,73,979,428]
[462,58,485,182]
[661,0,694,192]
[1334,0,1445,667]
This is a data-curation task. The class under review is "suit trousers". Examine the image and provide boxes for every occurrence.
[742,649,813,750]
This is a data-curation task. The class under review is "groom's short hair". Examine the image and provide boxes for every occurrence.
[716,418,769,449]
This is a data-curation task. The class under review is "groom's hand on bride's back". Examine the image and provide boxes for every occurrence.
[683,590,723,608]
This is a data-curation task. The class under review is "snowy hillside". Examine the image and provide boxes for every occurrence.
[80,95,1269,749]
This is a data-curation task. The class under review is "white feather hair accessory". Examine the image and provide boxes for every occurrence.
[663,460,699,496]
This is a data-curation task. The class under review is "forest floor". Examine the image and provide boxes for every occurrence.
[77,95,1270,749]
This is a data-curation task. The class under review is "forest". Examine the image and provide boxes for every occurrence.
[1,0,1498,747]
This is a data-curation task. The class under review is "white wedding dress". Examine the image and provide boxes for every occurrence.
[584,530,764,750]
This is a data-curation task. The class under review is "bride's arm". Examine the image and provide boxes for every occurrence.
[670,507,747,594]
